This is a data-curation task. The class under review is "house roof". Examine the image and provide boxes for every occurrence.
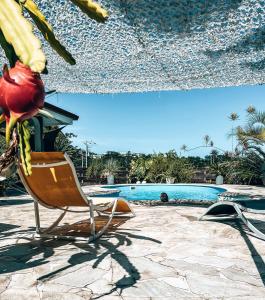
[0,102,78,127]
[44,102,79,121]
[40,102,79,126]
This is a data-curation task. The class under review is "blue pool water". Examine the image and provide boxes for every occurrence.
[102,185,226,201]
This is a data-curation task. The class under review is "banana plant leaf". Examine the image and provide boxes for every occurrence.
[0,0,46,73]
[22,0,76,65]
[70,0,109,23]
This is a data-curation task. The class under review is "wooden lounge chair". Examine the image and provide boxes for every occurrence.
[199,198,265,240]
[18,152,135,242]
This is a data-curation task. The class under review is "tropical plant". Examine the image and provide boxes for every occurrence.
[180,144,187,151]
[187,156,208,168]
[228,112,240,153]
[228,112,239,121]
[145,153,168,183]
[208,151,233,177]
[102,159,121,177]
[86,158,104,182]
[246,105,256,114]
[180,144,187,156]
[236,111,265,146]
[203,135,210,146]
[226,107,265,184]
[209,161,225,177]
[210,149,218,164]
[129,151,194,184]
[0,62,46,175]
[163,158,194,183]
[129,156,151,182]
[219,152,265,185]
[54,132,82,167]
[102,151,135,171]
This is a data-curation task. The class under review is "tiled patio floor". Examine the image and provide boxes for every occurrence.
[0,190,265,299]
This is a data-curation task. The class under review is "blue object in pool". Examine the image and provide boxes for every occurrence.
[102,185,226,201]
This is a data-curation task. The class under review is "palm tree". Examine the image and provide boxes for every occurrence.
[210,149,218,164]
[228,112,239,153]
[209,140,214,147]
[246,105,256,114]
[180,144,187,151]
[180,144,187,156]
[228,112,239,121]
[232,109,265,184]
[203,135,210,146]
[236,111,265,146]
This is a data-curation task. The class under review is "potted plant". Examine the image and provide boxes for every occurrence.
[163,164,176,184]
[86,158,104,184]
[166,177,175,184]
[215,174,224,185]
[162,158,194,184]
[102,159,120,185]
[209,162,225,185]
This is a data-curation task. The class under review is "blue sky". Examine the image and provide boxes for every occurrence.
[46,84,265,157]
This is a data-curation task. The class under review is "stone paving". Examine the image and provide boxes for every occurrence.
[0,186,265,299]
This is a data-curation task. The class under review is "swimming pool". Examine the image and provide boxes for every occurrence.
[101,185,226,201]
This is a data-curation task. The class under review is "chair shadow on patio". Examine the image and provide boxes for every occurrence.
[0,218,161,298]
[0,199,33,206]
[211,219,265,287]
[0,222,34,239]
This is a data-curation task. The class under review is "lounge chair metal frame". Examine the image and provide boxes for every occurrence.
[18,153,135,243]
[199,200,265,240]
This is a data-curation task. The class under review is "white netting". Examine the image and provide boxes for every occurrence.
[1,0,265,93]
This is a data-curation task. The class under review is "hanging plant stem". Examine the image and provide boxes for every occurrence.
[18,120,32,176]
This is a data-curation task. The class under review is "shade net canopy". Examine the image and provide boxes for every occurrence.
[1,0,265,94]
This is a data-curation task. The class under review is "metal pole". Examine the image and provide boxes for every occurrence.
[83,140,95,168]
[85,144,88,168]
[232,125,234,155]
[83,141,90,168]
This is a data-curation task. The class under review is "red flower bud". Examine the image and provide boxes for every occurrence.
[0,61,45,144]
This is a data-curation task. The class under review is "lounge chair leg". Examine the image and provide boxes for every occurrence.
[42,209,68,233]
[234,206,265,241]
[90,202,96,239]
[33,202,69,238]
[93,198,118,241]
[34,200,41,234]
